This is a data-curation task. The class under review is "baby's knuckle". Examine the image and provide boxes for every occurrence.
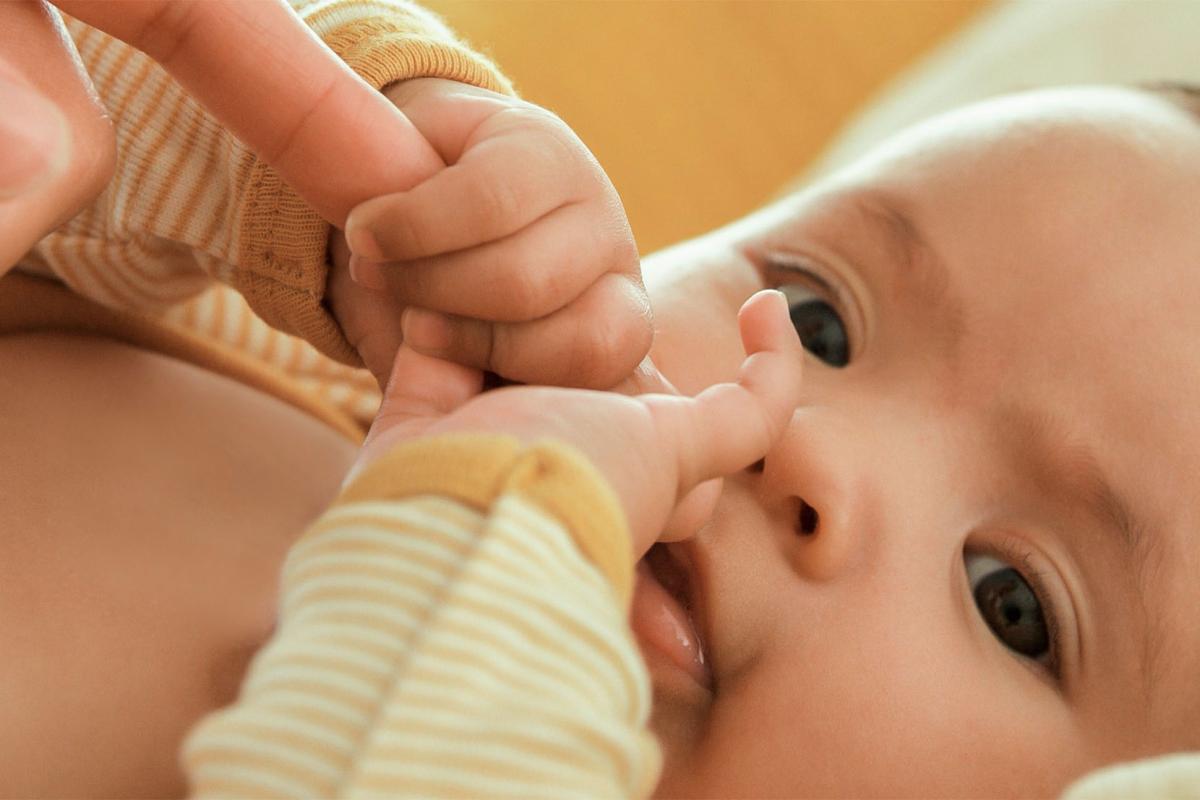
[571,317,643,388]
[502,265,552,319]
[507,253,572,319]
[512,102,567,133]
[380,205,423,257]
[605,222,641,276]
[477,173,522,227]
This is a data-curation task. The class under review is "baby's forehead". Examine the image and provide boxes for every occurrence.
[856,86,1200,190]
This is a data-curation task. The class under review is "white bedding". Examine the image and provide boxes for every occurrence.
[807,0,1200,180]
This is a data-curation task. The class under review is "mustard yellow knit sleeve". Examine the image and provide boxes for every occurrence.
[26,0,513,365]
[182,434,661,798]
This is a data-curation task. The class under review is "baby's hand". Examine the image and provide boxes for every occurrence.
[326,78,647,391]
[349,291,803,557]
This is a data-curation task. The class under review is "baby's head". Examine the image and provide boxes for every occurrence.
[636,84,1200,797]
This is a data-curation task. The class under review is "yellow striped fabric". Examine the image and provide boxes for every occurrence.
[23,0,514,430]
[183,437,661,798]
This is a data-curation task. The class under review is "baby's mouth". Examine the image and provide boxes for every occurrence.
[630,544,712,690]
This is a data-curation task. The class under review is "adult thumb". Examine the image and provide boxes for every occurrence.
[0,75,68,199]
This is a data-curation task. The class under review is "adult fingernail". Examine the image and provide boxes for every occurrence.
[0,78,67,198]
[401,306,454,352]
[348,253,387,291]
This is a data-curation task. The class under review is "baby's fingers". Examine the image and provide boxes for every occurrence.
[659,290,804,495]
[345,115,585,262]
[402,272,653,389]
[355,202,626,321]
[349,346,483,483]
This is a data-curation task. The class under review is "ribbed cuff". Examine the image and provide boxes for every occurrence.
[337,434,634,605]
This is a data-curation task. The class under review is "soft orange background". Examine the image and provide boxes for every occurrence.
[426,0,990,253]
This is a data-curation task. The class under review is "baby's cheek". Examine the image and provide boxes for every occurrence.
[647,288,754,397]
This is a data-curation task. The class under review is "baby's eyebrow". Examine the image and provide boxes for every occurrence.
[847,194,968,372]
[844,192,1167,696]
[853,194,1150,564]
[995,402,1161,691]
[849,194,1151,562]
[1000,403,1151,557]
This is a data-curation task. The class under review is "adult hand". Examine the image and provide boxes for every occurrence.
[1,0,442,271]
[349,290,804,558]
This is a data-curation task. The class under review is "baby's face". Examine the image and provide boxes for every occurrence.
[636,86,1200,797]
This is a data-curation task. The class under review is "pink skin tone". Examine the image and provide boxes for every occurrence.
[1,86,1199,797]
[638,86,1200,797]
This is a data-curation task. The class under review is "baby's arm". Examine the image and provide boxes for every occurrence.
[23,0,511,365]
[184,435,661,798]
[182,292,804,797]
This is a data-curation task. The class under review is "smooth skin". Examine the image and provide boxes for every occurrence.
[639,86,1200,798]
[4,85,1200,797]
[330,77,650,390]
[354,289,804,559]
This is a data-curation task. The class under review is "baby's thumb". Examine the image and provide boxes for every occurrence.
[0,74,68,199]
[346,343,483,485]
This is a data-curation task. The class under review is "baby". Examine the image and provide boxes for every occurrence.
[628,81,1200,797]
[348,82,1200,798]
[3,7,1198,796]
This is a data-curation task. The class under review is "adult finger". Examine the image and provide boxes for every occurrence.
[368,201,638,321]
[345,109,588,261]
[0,71,72,270]
[0,1,114,272]
[650,290,804,495]
[0,74,66,199]
[58,0,443,225]
[401,272,653,389]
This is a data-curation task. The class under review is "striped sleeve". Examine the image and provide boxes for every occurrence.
[26,0,513,366]
[181,434,662,799]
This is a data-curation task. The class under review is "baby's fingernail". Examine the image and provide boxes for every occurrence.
[348,253,387,291]
[347,225,385,261]
[401,307,454,352]
[0,78,67,198]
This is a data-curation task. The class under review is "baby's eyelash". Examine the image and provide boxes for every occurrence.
[762,254,847,310]
[985,535,1064,681]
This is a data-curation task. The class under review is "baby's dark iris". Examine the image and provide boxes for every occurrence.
[789,298,849,367]
[973,567,1049,658]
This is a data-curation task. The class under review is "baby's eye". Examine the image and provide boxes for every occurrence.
[965,553,1050,661]
[779,284,850,367]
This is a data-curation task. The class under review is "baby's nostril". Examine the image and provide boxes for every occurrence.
[748,458,766,474]
[797,500,819,536]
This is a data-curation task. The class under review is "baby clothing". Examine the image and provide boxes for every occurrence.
[7,0,660,796]
[182,434,660,797]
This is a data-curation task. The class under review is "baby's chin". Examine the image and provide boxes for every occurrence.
[640,647,712,800]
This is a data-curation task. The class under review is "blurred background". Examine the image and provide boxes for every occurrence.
[424,0,1200,254]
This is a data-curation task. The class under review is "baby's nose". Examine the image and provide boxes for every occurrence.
[755,414,872,582]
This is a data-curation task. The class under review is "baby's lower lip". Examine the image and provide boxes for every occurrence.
[630,559,712,689]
